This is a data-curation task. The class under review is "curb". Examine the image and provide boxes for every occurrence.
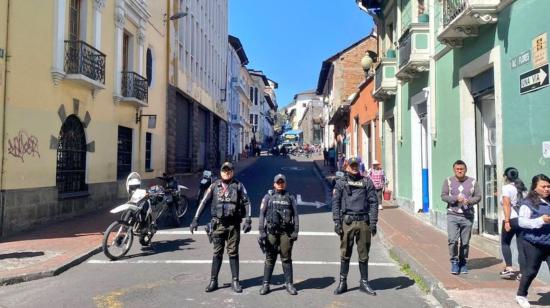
[0,245,101,286]
[377,229,460,308]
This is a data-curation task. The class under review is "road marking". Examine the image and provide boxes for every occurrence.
[296,194,325,208]
[88,259,396,267]
[281,166,305,171]
[156,230,337,236]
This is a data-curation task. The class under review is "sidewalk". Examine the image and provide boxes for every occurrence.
[313,159,550,308]
[0,157,258,286]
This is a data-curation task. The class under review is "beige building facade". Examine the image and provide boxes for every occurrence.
[0,0,167,236]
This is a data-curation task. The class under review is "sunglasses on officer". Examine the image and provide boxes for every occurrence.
[221,168,233,173]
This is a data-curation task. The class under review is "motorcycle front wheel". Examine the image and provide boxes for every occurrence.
[173,195,189,226]
[102,221,134,260]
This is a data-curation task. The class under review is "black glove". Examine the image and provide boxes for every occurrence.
[369,225,377,237]
[259,230,267,240]
[334,223,343,236]
[190,218,198,234]
[242,219,252,233]
[290,231,298,241]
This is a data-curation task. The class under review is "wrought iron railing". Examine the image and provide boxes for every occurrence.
[442,0,467,27]
[399,33,412,68]
[64,40,106,84]
[121,71,148,102]
[375,64,383,90]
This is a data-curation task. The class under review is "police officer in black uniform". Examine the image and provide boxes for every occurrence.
[332,157,378,295]
[190,162,252,293]
[258,174,299,295]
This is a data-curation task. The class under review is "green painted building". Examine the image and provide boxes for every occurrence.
[359,0,550,238]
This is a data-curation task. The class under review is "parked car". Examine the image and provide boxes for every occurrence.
[278,142,298,152]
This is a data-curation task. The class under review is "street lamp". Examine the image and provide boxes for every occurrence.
[361,50,378,77]
[164,7,189,24]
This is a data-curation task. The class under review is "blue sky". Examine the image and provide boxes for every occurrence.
[228,1,375,109]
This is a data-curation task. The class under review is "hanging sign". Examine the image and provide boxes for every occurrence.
[520,64,549,94]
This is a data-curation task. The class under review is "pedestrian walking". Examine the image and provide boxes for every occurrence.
[367,160,386,210]
[323,148,329,166]
[258,174,299,295]
[332,157,378,296]
[515,174,550,308]
[190,161,253,293]
[441,160,481,275]
[499,167,527,280]
[328,147,336,170]
[337,153,345,171]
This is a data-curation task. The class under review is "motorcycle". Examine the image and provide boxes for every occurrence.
[156,173,190,226]
[197,170,214,205]
[102,172,187,260]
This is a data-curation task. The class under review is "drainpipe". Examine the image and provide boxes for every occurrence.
[0,0,10,237]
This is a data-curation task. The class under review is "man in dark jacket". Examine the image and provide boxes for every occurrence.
[190,162,252,293]
[331,157,379,296]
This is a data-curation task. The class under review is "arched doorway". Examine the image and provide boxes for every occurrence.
[56,115,87,196]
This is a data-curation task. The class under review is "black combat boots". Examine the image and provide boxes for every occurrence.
[259,264,274,295]
[282,262,298,295]
[205,255,222,292]
[359,261,376,296]
[229,256,242,293]
[334,260,349,295]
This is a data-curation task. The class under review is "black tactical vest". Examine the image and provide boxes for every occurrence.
[266,191,294,229]
[341,175,369,214]
[211,180,240,219]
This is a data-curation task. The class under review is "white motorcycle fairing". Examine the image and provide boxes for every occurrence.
[177,185,188,191]
[110,203,140,213]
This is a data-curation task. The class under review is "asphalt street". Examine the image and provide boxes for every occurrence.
[0,155,435,308]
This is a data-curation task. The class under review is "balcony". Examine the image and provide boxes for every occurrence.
[373,58,397,100]
[64,40,106,90]
[120,71,148,107]
[230,114,242,127]
[438,0,515,48]
[396,23,430,80]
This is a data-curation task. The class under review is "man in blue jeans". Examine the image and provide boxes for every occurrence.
[441,160,481,275]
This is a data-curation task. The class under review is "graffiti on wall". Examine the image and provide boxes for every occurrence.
[7,130,40,162]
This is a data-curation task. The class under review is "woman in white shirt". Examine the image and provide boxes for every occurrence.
[499,167,527,280]
[515,174,550,308]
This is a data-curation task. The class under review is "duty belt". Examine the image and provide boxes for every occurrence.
[343,214,369,222]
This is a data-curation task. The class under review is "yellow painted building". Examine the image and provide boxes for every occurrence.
[0,0,168,236]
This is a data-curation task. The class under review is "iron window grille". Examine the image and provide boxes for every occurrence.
[442,0,467,27]
[64,40,106,84]
[117,126,133,179]
[121,71,148,102]
[145,132,152,171]
[56,115,88,196]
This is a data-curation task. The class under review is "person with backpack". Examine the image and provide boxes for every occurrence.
[499,167,527,280]
[515,174,550,308]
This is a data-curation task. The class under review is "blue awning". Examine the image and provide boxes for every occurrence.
[284,130,303,136]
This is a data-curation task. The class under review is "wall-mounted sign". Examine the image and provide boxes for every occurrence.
[543,141,550,159]
[532,33,548,68]
[520,64,549,94]
[510,50,530,69]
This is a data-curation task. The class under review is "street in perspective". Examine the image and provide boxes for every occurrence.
[0,0,550,308]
